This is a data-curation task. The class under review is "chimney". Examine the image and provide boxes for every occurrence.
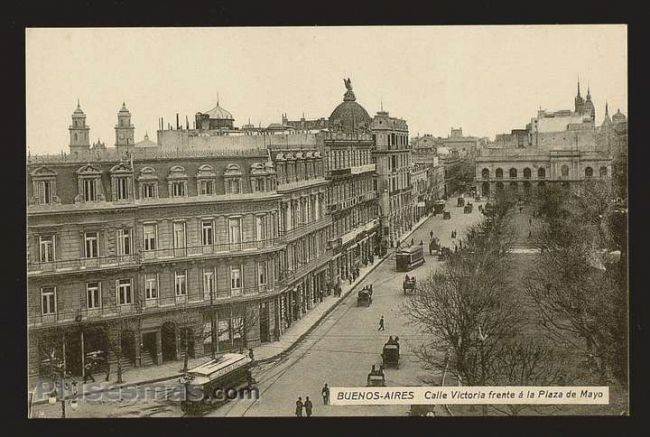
[176,113,180,130]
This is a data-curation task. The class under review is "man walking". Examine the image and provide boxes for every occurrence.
[304,396,313,417]
[83,360,96,384]
[378,315,385,331]
[295,397,304,417]
[322,383,330,405]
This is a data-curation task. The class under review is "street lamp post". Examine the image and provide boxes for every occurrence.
[48,370,78,418]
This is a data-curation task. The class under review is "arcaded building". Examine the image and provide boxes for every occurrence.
[475,82,614,198]
[27,103,330,382]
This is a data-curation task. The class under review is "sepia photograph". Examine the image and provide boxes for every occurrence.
[25,25,628,418]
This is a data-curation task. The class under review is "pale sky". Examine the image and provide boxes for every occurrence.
[26,25,627,155]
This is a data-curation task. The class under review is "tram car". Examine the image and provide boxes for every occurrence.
[180,353,255,414]
[396,245,425,272]
[433,200,446,215]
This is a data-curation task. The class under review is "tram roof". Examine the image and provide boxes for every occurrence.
[397,245,423,255]
[188,353,250,378]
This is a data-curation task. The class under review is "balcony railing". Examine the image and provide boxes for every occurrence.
[28,254,139,274]
[28,286,276,328]
[279,215,332,242]
[28,239,284,275]
[140,238,284,262]
[280,250,332,287]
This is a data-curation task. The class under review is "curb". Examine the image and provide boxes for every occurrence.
[33,215,435,405]
[254,212,432,366]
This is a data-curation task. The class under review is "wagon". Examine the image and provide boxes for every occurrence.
[443,211,451,220]
[382,343,400,368]
[457,197,465,207]
[367,372,386,387]
[464,203,473,214]
[357,289,372,307]
[403,277,416,295]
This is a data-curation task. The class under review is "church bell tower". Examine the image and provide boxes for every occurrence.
[69,100,91,153]
[115,102,135,150]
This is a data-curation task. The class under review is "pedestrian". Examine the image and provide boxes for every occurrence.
[304,396,313,417]
[104,361,111,382]
[420,240,423,245]
[295,397,304,417]
[378,315,385,331]
[459,241,463,250]
[249,348,255,361]
[529,218,532,226]
[454,244,458,253]
[519,206,523,213]
[528,229,532,238]
[430,230,434,239]
[322,383,330,405]
[83,361,96,384]
[348,276,353,285]
[411,238,414,246]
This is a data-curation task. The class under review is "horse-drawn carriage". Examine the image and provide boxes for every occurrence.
[443,211,451,220]
[403,275,416,295]
[367,371,386,387]
[357,287,372,307]
[457,197,465,207]
[428,238,441,255]
[382,341,400,369]
[464,202,473,214]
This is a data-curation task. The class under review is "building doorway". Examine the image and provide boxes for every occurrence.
[120,330,137,366]
[481,181,490,197]
[141,332,158,365]
[259,301,270,343]
[161,322,177,362]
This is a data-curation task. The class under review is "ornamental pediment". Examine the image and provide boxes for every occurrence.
[167,165,188,179]
[110,162,133,174]
[197,164,217,178]
[224,163,242,177]
[30,166,57,178]
[250,162,267,176]
[138,166,158,180]
[76,164,101,176]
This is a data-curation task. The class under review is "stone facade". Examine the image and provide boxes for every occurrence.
[370,110,414,246]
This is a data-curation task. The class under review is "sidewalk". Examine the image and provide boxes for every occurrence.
[31,211,434,405]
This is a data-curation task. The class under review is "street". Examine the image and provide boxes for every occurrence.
[209,198,486,417]
[31,198,485,418]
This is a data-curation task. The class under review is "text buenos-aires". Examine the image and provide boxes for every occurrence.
[336,391,415,401]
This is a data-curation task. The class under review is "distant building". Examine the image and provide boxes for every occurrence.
[475,80,614,198]
[440,128,480,157]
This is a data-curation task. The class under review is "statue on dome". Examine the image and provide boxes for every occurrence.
[344,78,353,91]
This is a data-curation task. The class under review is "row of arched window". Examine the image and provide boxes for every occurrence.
[482,166,608,179]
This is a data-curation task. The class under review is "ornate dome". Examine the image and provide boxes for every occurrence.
[329,78,371,133]
[202,103,233,120]
[612,109,626,123]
